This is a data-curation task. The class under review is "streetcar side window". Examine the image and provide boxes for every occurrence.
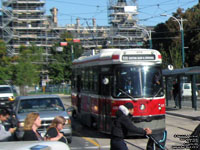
[81,70,85,90]
[93,68,99,93]
[71,70,75,89]
[100,75,110,96]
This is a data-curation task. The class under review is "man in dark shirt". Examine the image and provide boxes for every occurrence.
[173,80,179,108]
[110,102,152,150]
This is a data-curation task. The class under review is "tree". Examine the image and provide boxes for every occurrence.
[0,40,12,84]
[153,8,185,69]
[12,45,43,95]
[183,4,200,66]
[153,4,200,68]
[48,32,83,84]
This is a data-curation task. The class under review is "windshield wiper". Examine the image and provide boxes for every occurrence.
[119,88,135,100]
[152,88,163,99]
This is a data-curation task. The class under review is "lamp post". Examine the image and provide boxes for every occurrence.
[161,14,185,68]
[134,26,152,49]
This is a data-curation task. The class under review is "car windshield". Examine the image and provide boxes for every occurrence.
[18,98,65,113]
[0,87,12,93]
[113,65,164,98]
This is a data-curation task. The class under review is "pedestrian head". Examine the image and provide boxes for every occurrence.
[0,109,10,122]
[124,102,134,115]
[48,116,66,131]
[24,112,41,130]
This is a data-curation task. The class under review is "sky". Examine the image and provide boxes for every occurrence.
[23,0,200,27]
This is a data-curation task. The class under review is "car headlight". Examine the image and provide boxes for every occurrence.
[8,96,15,101]
[65,119,71,125]
[18,122,24,128]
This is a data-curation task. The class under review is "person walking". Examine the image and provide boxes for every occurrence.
[22,112,44,141]
[45,116,67,143]
[172,80,179,108]
[0,109,16,141]
[110,102,152,150]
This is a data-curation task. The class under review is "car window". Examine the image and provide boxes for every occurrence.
[184,84,190,89]
[0,87,12,93]
[18,98,65,113]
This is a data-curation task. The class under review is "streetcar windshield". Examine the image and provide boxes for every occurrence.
[113,65,164,98]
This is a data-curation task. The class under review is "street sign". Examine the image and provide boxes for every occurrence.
[60,42,68,46]
[73,39,80,43]
[42,80,46,86]
[65,38,73,41]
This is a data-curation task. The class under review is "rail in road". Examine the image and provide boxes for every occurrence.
[60,94,200,150]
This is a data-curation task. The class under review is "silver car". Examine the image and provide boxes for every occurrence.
[13,95,72,143]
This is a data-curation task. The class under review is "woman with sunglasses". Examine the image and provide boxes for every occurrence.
[45,116,67,143]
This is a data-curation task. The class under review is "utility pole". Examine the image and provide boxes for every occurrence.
[161,14,186,68]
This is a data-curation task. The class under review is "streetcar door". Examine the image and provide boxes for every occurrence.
[99,74,112,132]
[77,75,81,113]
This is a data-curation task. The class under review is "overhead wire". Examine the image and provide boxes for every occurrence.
[46,0,197,26]
[46,0,107,26]
[138,0,197,25]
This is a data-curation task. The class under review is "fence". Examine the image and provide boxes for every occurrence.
[25,84,71,95]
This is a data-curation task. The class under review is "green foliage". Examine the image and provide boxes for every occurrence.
[0,40,12,84]
[169,42,182,69]
[152,5,200,68]
[48,32,83,84]
[12,45,43,90]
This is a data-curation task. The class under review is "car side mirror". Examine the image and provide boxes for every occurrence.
[66,106,74,113]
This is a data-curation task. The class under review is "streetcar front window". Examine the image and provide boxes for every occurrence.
[113,65,164,98]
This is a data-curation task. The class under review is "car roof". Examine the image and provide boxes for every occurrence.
[0,141,70,150]
[15,94,60,100]
[0,85,12,87]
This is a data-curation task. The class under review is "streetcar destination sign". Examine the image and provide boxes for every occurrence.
[122,55,155,60]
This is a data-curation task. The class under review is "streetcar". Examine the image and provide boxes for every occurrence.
[71,48,165,135]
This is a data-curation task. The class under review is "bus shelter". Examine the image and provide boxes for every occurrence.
[162,66,200,110]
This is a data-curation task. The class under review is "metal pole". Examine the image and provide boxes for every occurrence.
[161,15,185,68]
[71,45,74,61]
[149,30,152,49]
[180,18,185,68]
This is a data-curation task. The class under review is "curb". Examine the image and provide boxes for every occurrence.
[166,112,200,121]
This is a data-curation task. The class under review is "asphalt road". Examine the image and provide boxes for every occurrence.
[60,94,200,150]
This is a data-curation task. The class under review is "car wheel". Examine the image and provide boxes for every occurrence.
[67,137,72,144]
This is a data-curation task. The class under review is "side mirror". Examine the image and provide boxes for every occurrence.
[66,106,74,113]
[168,64,174,70]
[102,78,109,85]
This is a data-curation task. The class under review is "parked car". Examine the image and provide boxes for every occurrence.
[0,85,15,106]
[13,95,72,143]
[181,83,198,97]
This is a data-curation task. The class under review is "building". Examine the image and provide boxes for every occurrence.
[0,0,151,57]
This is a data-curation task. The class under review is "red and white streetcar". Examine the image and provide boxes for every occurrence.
[71,48,165,134]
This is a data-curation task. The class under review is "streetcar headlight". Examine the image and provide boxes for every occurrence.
[158,104,162,110]
[140,104,145,110]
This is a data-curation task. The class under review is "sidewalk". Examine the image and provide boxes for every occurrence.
[166,107,200,121]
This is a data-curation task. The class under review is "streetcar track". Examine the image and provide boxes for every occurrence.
[166,122,194,132]
[125,140,145,150]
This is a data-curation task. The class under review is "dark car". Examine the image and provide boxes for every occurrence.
[13,95,72,143]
